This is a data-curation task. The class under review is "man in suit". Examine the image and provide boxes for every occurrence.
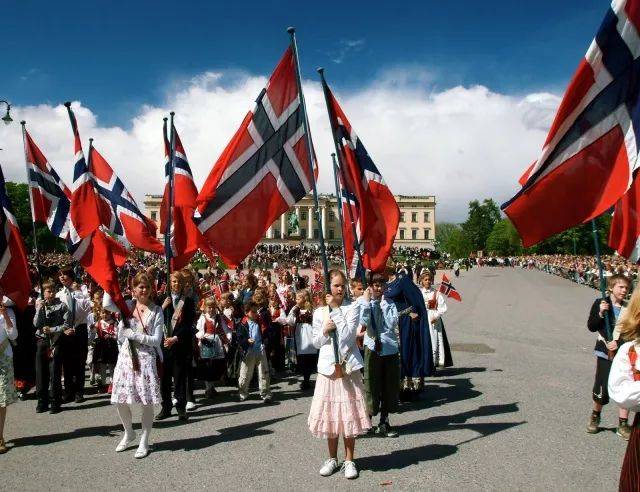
[291,265,306,291]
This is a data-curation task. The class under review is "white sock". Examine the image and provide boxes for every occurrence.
[138,404,154,452]
[116,404,135,445]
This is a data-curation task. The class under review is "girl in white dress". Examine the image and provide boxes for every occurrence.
[110,273,163,459]
[0,289,18,455]
[419,272,453,371]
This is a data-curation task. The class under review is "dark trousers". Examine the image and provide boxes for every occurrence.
[364,348,400,417]
[35,339,63,406]
[161,348,188,412]
[297,353,317,383]
[62,324,88,398]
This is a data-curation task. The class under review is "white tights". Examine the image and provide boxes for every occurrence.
[116,403,154,452]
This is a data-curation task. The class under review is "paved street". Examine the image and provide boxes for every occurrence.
[2,267,628,490]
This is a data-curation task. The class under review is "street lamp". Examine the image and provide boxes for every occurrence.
[0,100,12,125]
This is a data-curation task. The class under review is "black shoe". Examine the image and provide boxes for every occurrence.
[36,403,49,413]
[155,409,171,421]
[177,409,188,421]
[300,380,311,391]
[74,394,85,403]
[375,422,399,438]
[50,405,61,414]
[62,394,74,404]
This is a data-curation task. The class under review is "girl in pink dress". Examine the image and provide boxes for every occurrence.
[308,270,371,480]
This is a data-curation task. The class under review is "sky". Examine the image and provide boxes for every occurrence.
[0,0,610,221]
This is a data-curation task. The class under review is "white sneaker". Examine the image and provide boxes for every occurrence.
[186,401,196,411]
[319,458,339,477]
[115,432,137,452]
[342,460,359,479]
[134,445,149,459]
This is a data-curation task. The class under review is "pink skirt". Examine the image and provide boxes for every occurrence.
[308,370,371,439]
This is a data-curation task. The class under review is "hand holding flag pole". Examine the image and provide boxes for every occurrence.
[287,27,341,372]
[591,218,612,342]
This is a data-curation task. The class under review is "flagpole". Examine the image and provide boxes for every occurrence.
[165,114,176,296]
[318,67,366,285]
[591,218,612,340]
[20,121,44,297]
[331,153,350,283]
[287,27,340,367]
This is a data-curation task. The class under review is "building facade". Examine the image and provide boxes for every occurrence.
[143,193,436,249]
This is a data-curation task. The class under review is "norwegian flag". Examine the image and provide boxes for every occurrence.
[23,127,71,239]
[88,144,164,255]
[335,161,364,279]
[502,0,640,247]
[0,164,31,310]
[439,274,461,302]
[195,46,317,267]
[160,120,214,270]
[65,102,101,239]
[68,229,130,317]
[322,78,399,273]
[609,170,640,261]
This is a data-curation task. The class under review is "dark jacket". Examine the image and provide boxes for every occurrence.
[163,295,196,354]
[587,297,625,357]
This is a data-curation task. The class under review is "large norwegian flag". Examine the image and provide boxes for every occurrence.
[0,164,31,310]
[24,128,71,239]
[195,46,316,267]
[335,162,364,278]
[502,0,640,247]
[160,120,214,270]
[88,144,164,255]
[323,80,399,273]
[609,171,640,261]
[65,102,101,239]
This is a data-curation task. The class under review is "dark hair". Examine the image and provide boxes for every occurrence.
[369,272,388,285]
[244,301,259,313]
[58,266,75,280]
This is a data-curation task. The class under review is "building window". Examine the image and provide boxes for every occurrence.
[412,229,418,240]
[329,229,335,239]
[400,212,405,223]
[424,228,430,239]
[400,229,405,240]
[150,211,157,221]
[424,212,430,222]
[314,229,319,239]
[411,212,417,222]
[329,211,335,222]
[301,211,307,220]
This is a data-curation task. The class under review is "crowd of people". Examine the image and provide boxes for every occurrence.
[0,249,454,480]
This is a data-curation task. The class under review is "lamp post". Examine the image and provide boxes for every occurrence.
[0,100,12,126]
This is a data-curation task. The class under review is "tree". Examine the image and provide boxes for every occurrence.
[436,222,460,250]
[486,219,523,256]
[461,199,501,252]
[5,181,65,253]
[436,222,473,258]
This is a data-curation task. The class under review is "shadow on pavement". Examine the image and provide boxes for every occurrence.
[153,413,301,452]
[434,366,487,377]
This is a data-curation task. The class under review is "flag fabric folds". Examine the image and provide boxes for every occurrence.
[0,164,31,310]
[609,171,640,261]
[160,120,214,270]
[89,145,164,255]
[195,46,316,267]
[323,80,399,273]
[502,0,640,247]
[439,274,462,302]
[336,164,364,278]
[65,103,101,239]
[24,128,72,239]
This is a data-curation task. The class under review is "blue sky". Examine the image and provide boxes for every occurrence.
[5,0,606,127]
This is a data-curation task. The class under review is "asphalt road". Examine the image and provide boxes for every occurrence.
[2,267,628,490]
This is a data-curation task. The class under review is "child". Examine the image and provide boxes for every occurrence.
[196,298,227,398]
[363,273,400,438]
[419,272,453,374]
[284,289,318,390]
[349,278,366,351]
[237,302,272,403]
[94,309,119,393]
[33,281,71,414]
[587,273,631,439]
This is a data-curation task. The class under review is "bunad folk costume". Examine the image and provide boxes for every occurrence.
[421,286,453,369]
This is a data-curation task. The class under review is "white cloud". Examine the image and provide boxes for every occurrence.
[330,39,365,64]
[0,68,559,223]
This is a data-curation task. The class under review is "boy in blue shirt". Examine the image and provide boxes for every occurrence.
[237,301,272,403]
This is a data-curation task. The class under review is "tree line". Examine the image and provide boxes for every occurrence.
[436,198,613,258]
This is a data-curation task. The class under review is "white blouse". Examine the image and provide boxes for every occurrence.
[117,302,164,360]
[0,308,18,358]
[608,341,640,411]
[285,308,316,355]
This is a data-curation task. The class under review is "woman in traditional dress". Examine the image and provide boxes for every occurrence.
[0,286,19,454]
[308,270,371,480]
[110,272,163,459]
[419,271,453,373]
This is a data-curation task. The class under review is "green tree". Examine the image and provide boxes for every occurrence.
[436,222,473,258]
[436,222,460,249]
[461,199,501,252]
[486,219,523,255]
[5,181,65,253]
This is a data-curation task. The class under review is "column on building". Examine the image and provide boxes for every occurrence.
[267,224,273,239]
[295,206,301,235]
[280,213,286,239]
[321,204,327,233]
[307,205,313,239]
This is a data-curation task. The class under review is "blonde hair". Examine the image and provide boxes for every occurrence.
[296,289,313,311]
[619,285,640,341]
